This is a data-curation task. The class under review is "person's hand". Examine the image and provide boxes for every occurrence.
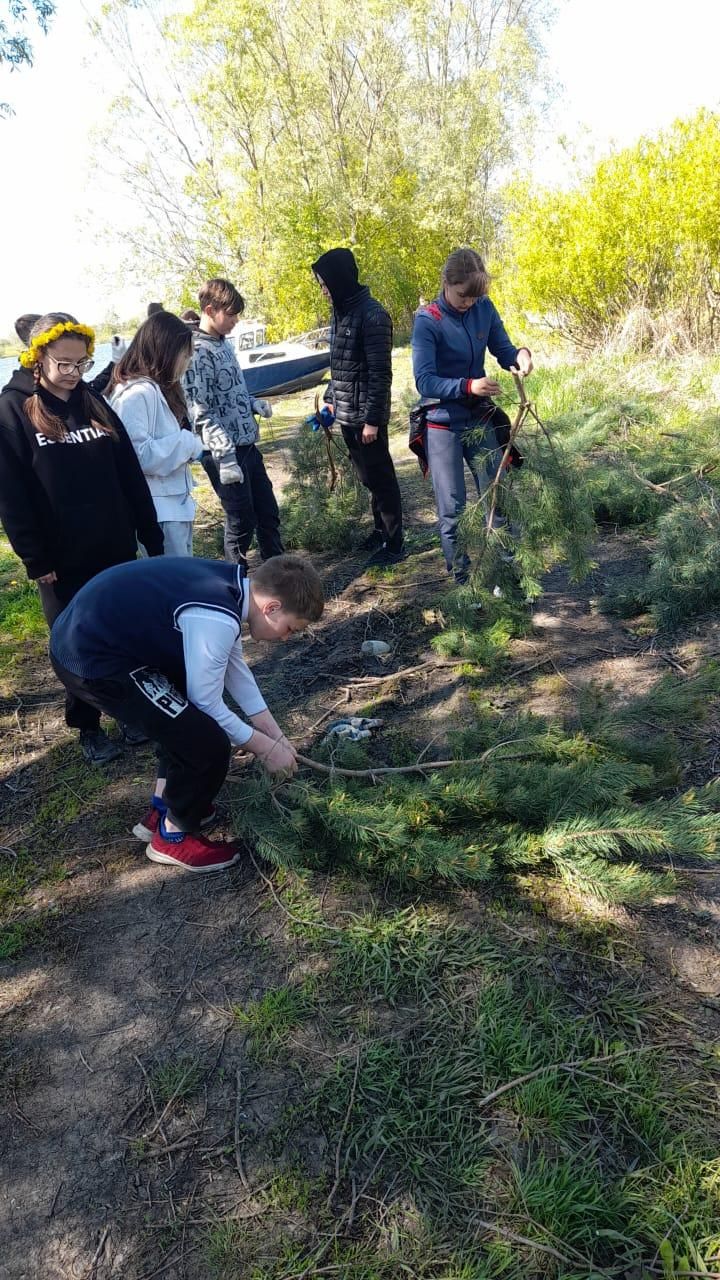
[469,377,501,397]
[510,348,533,377]
[36,570,57,585]
[254,400,273,419]
[259,737,298,776]
[361,424,379,444]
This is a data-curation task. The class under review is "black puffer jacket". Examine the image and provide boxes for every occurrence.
[312,249,393,432]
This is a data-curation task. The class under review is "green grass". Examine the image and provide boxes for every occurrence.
[0,540,46,676]
[203,869,720,1278]
[233,982,317,1058]
[149,1057,203,1103]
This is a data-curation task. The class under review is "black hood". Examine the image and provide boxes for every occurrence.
[312,248,361,309]
[2,367,34,396]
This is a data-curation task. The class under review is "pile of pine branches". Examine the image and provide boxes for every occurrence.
[229,668,720,906]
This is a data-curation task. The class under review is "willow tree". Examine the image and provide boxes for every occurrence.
[97,0,551,332]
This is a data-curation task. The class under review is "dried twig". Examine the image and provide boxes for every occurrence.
[293,735,540,779]
[476,1040,686,1111]
[472,1216,609,1274]
[234,1058,250,1189]
[82,1224,111,1280]
[326,1046,361,1210]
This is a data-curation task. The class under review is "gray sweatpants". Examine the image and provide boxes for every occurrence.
[426,424,501,575]
[140,520,194,558]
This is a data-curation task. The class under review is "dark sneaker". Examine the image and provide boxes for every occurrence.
[146,829,240,874]
[365,543,408,568]
[79,728,123,764]
[120,723,150,746]
[132,803,222,842]
[359,528,385,551]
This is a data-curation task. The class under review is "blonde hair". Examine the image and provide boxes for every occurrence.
[442,247,490,299]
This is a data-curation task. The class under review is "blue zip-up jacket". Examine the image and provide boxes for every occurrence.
[412,294,520,432]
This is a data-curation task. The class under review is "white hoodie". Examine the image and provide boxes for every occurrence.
[109,378,203,523]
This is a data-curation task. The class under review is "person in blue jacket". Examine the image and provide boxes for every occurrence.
[412,247,533,583]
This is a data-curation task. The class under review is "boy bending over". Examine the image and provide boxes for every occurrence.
[50,554,323,873]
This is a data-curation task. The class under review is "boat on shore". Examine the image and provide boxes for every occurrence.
[232,324,331,397]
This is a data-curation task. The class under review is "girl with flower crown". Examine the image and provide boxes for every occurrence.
[0,312,164,763]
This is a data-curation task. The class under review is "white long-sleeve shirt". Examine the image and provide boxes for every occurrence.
[109,378,203,522]
[178,605,267,746]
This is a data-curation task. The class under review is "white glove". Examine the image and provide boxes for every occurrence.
[217,450,244,484]
[110,336,128,363]
[254,399,273,419]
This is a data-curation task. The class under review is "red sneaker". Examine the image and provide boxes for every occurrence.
[146,829,240,874]
[132,804,221,842]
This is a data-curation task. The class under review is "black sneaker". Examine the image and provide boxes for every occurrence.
[360,529,385,552]
[120,723,150,747]
[79,728,123,765]
[365,543,408,568]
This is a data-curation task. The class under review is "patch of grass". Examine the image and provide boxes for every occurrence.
[0,911,52,960]
[204,1218,249,1277]
[0,542,46,675]
[149,1057,203,1103]
[233,982,316,1058]
[287,952,720,1277]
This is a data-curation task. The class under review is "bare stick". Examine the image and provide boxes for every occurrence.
[293,735,541,779]
[476,1041,685,1112]
[472,1216,608,1273]
[326,1046,361,1210]
[82,1224,111,1280]
[48,1181,64,1219]
[234,1059,250,1189]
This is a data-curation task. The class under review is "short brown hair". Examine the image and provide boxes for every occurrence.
[442,247,490,299]
[252,554,324,622]
[198,277,245,316]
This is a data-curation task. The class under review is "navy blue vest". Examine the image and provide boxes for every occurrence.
[50,557,246,680]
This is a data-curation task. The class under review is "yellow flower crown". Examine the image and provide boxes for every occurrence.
[20,321,96,368]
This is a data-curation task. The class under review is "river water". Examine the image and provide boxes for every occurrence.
[0,343,114,390]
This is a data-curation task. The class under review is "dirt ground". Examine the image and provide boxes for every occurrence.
[1,410,720,1279]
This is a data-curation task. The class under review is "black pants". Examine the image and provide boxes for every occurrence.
[341,424,403,551]
[39,571,104,730]
[203,445,284,565]
[50,658,231,831]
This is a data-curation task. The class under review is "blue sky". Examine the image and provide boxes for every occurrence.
[0,0,719,333]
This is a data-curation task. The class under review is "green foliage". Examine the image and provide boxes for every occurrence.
[453,387,597,601]
[231,668,720,906]
[0,544,46,672]
[504,110,720,346]
[149,1057,203,1103]
[1,1,54,71]
[280,421,366,551]
[99,0,551,332]
[647,496,720,628]
[233,983,315,1058]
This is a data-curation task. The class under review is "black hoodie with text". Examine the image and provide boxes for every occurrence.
[0,370,163,580]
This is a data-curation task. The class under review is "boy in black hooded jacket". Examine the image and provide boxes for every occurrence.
[312,248,404,564]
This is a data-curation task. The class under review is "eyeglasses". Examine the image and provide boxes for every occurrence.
[45,354,95,376]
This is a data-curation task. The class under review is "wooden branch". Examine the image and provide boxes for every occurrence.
[293,736,542,779]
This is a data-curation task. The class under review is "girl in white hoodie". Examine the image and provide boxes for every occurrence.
[109,312,204,556]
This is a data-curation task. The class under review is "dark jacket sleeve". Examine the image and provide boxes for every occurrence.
[0,415,54,580]
[323,316,335,407]
[102,400,164,556]
[363,305,393,428]
[87,362,114,396]
[486,302,519,371]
